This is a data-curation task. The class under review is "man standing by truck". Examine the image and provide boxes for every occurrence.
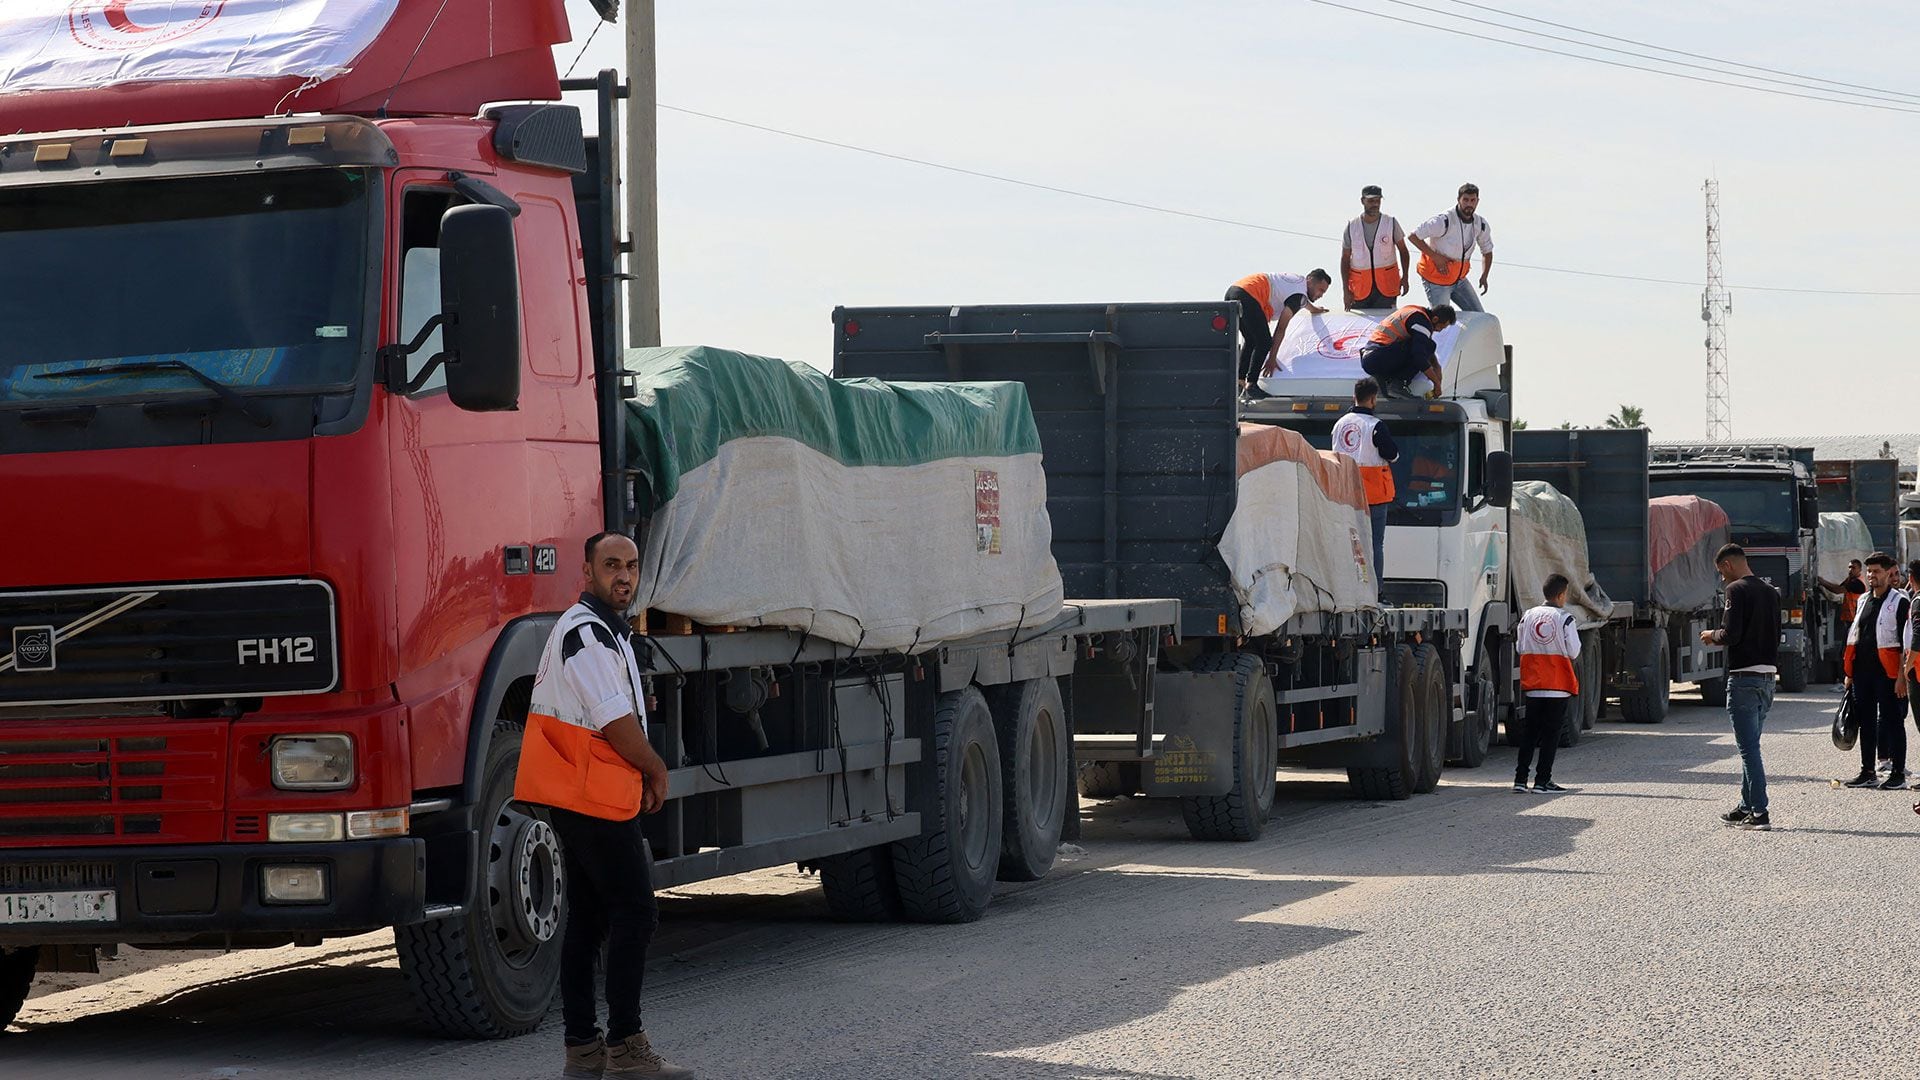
[1702,544,1781,829]
[1358,304,1456,399]
[1342,185,1409,311]
[1819,559,1866,627]
[1515,574,1578,794]
[1227,269,1332,393]
[1410,183,1494,312]
[514,531,691,1079]
[1841,553,1909,791]
[1333,377,1400,580]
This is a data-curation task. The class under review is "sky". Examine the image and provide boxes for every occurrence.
[551,0,1917,438]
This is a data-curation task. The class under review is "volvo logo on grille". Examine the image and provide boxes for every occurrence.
[13,626,55,672]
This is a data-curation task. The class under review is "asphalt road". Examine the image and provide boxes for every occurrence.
[6,683,1916,1080]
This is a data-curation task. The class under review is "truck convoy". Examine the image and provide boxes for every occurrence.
[0,1,1188,1038]
[1515,431,1730,725]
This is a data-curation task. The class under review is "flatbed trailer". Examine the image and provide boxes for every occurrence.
[833,301,1469,840]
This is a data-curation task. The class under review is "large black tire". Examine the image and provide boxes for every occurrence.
[1779,645,1810,693]
[1698,675,1729,708]
[0,945,38,1030]
[818,846,903,921]
[893,687,1003,923]
[1076,760,1141,799]
[992,678,1069,882]
[1412,644,1449,793]
[1453,639,1497,768]
[396,721,565,1038]
[1349,646,1418,801]
[1179,653,1278,841]
[1620,645,1671,723]
[1577,633,1603,730]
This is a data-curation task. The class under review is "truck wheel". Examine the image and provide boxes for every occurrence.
[818,846,903,921]
[1779,646,1810,693]
[1620,646,1671,723]
[1698,675,1729,708]
[992,678,1069,882]
[1578,633,1602,730]
[1077,760,1141,799]
[1454,640,1498,768]
[1413,644,1449,793]
[1180,652,1279,841]
[893,687,1003,923]
[396,721,564,1038]
[1348,646,1418,801]
[0,945,38,1030]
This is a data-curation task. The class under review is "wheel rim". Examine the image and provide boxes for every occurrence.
[488,804,563,967]
[1027,706,1062,834]
[1474,654,1497,752]
[959,740,992,872]
[1252,698,1276,810]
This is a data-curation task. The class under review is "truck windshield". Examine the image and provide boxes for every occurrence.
[1289,419,1463,524]
[1650,476,1796,536]
[0,169,371,406]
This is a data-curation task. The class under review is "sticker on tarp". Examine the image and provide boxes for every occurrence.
[1351,527,1371,585]
[974,468,1002,555]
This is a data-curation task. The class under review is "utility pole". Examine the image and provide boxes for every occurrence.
[1702,179,1732,440]
[624,0,661,348]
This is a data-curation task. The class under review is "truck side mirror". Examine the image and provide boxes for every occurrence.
[439,204,521,412]
[1484,450,1513,508]
[1799,489,1820,530]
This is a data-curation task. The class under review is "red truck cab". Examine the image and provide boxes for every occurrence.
[0,0,622,1036]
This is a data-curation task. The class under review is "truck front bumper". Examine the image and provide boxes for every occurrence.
[0,839,424,947]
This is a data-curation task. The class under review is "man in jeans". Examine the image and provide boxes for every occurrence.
[1701,543,1780,830]
[1410,183,1493,312]
[1330,377,1399,582]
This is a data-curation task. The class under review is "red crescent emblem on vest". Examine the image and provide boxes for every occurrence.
[1530,618,1556,643]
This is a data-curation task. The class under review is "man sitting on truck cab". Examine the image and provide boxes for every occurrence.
[1332,377,1399,582]
[1358,304,1456,400]
[1228,269,1332,394]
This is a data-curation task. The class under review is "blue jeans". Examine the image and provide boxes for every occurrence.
[1422,277,1484,312]
[1727,673,1773,813]
[1369,503,1389,584]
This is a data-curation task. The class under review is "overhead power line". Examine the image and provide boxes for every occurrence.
[657,103,1920,297]
[1302,0,1920,117]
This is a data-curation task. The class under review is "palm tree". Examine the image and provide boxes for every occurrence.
[1604,404,1647,431]
[1513,419,1530,430]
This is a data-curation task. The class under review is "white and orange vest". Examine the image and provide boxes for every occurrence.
[1517,604,1581,696]
[1844,588,1905,681]
[1331,410,1396,506]
[514,602,648,820]
[1368,305,1433,347]
[1416,212,1487,286]
[1231,272,1308,323]
[1345,215,1402,299]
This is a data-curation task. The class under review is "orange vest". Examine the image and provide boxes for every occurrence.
[1367,306,1431,347]
[1331,410,1396,505]
[1841,584,1859,626]
[1416,212,1486,286]
[513,604,646,820]
[1517,606,1580,694]
[1345,216,1402,299]
[1231,272,1276,321]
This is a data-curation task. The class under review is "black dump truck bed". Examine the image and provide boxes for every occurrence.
[1512,428,1652,609]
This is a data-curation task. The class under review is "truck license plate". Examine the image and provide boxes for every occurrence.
[0,890,116,924]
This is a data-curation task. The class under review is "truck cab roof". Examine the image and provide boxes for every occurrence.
[1257,309,1509,404]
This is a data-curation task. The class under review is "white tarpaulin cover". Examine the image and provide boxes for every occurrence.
[0,0,398,91]
[1219,424,1378,637]
[1256,309,1462,396]
[1509,480,1615,630]
[1818,512,1875,583]
[623,346,1063,651]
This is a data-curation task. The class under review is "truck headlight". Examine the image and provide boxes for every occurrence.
[270,735,354,791]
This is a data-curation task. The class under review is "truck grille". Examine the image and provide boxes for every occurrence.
[0,579,337,708]
[0,723,225,847]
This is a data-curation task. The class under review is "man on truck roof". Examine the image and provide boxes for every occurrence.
[1358,303,1456,400]
[1342,184,1410,312]
[1228,268,1332,395]
[513,531,693,1079]
[1410,183,1494,313]
[1333,377,1399,581]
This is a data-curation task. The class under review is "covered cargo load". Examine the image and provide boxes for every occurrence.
[622,345,1064,650]
[1253,308,1505,399]
[1818,512,1875,584]
[1220,424,1377,637]
[1649,496,1732,612]
[1508,480,1615,629]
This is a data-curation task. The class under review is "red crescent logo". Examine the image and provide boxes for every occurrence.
[1317,330,1369,361]
[1531,619,1556,643]
[69,1,226,50]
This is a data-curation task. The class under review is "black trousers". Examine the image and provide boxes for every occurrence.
[1359,337,1434,386]
[1853,670,1906,773]
[1227,286,1272,387]
[549,806,660,1044]
[1516,695,1567,785]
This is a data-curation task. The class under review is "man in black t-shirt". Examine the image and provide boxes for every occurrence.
[1701,544,1781,830]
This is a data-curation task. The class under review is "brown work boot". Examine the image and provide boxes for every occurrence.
[605,1031,695,1078]
[562,1037,606,1078]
